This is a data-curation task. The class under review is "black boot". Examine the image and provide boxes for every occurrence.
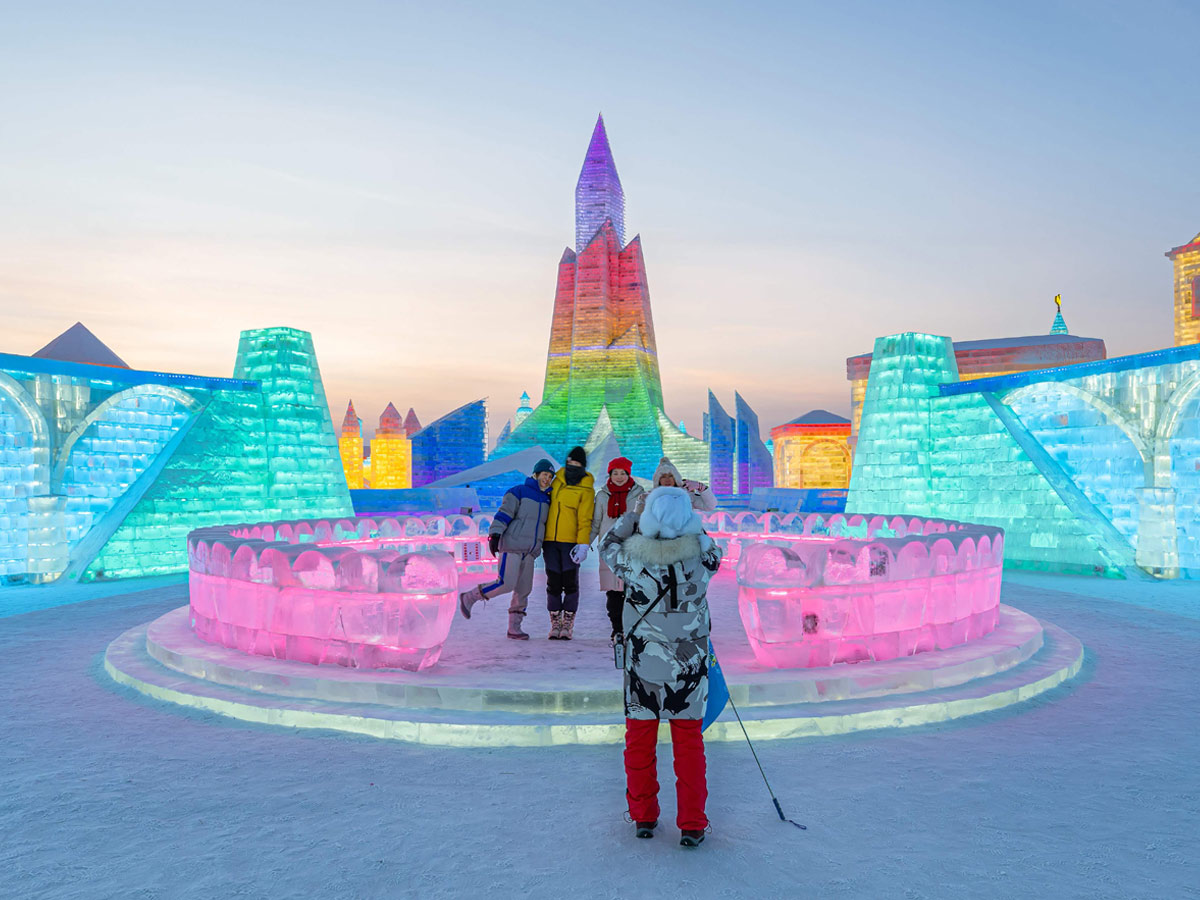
[680,830,706,848]
[635,820,657,839]
[606,590,624,638]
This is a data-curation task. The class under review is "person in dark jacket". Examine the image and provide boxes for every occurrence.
[458,458,554,640]
[542,445,595,640]
[601,486,722,847]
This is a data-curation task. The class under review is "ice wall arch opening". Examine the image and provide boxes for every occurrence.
[52,385,203,548]
[1002,382,1146,544]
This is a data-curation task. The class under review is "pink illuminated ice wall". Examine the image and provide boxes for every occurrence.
[729,513,1005,668]
[186,517,481,671]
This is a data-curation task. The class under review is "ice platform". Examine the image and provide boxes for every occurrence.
[104,571,1082,746]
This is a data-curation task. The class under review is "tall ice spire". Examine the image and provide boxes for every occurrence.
[575,114,625,251]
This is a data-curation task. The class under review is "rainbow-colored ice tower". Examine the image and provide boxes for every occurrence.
[370,402,412,489]
[493,115,707,481]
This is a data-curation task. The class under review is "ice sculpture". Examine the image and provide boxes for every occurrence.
[339,400,364,490]
[845,325,1106,445]
[403,407,422,437]
[371,402,412,490]
[1167,230,1200,347]
[410,399,487,487]
[513,391,533,428]
[847,332,1200,579]
[575,114,625,252]
[704,392,735,496]
[0,326,351,583]
[732,513,1004,668]
[770,410,852,490]
[186,516,491,670]
[705,392,773,498]
[491,115,708,482]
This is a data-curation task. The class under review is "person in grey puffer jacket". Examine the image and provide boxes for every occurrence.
[600,486,722,846]
[459,458,554,640]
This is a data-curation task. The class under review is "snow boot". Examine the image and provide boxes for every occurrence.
[548,611,563,640]
[459,586,484,620]
[680,830,706,848]
[507,612,529,640]
[635,820,657,839]
[560,610,576,640]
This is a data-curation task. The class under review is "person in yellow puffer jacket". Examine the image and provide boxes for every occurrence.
[543,445,595,640]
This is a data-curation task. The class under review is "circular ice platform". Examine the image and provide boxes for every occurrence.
[104,598,1082,746]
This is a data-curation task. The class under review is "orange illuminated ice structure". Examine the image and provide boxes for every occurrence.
[771,410,852,489]
[1166,230,1200,347]
[845,299,1107,447]
[338,400,364,490]
[370,402,412,490]
[493,115,707,480]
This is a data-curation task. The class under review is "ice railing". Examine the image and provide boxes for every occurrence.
[714,512,1006,669]
[186,514,497,672]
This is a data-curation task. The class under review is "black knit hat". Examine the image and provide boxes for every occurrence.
[566,445,587,467]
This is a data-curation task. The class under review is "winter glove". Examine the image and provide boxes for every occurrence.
[682,479,709,495]
[488,533,501,557]
[700,539,722,572]
[570,543,589,565]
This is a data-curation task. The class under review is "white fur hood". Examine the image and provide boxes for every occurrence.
[639,486,703,539]
[622,532,715,567]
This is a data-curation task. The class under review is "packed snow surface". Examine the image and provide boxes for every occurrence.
[1,570,1197,899]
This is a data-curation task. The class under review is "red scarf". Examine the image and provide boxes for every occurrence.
[606,477,635,519]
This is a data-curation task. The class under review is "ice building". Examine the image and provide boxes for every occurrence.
[403,407,421,438]
[491,115,708,482]
[845,299,1106,447]
[514,391,533,428]
[339,401,364,490]
[770,410,852,489]
[492,391,534,449]
[370,402,412,490]
[1167,230,1200,347]
[411,399,487,487]
[705,392,773,499]
[847,332,1200,580]
[0,325,351,583]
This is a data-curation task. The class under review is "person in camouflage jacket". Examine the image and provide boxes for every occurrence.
[599,486,722,844]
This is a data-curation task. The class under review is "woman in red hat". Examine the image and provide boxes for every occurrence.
[591,457,645,642]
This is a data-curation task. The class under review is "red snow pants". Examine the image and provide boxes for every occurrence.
[624,718,708,830]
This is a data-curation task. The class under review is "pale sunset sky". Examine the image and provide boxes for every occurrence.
[2,1,1197,438]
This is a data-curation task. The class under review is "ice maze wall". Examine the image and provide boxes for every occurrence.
[847,333,1200,580]
[0,327,352,584]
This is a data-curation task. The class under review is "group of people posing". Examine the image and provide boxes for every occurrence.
[458,447,722,847]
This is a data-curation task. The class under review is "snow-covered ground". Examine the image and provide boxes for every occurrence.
[1,571,1196,899]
